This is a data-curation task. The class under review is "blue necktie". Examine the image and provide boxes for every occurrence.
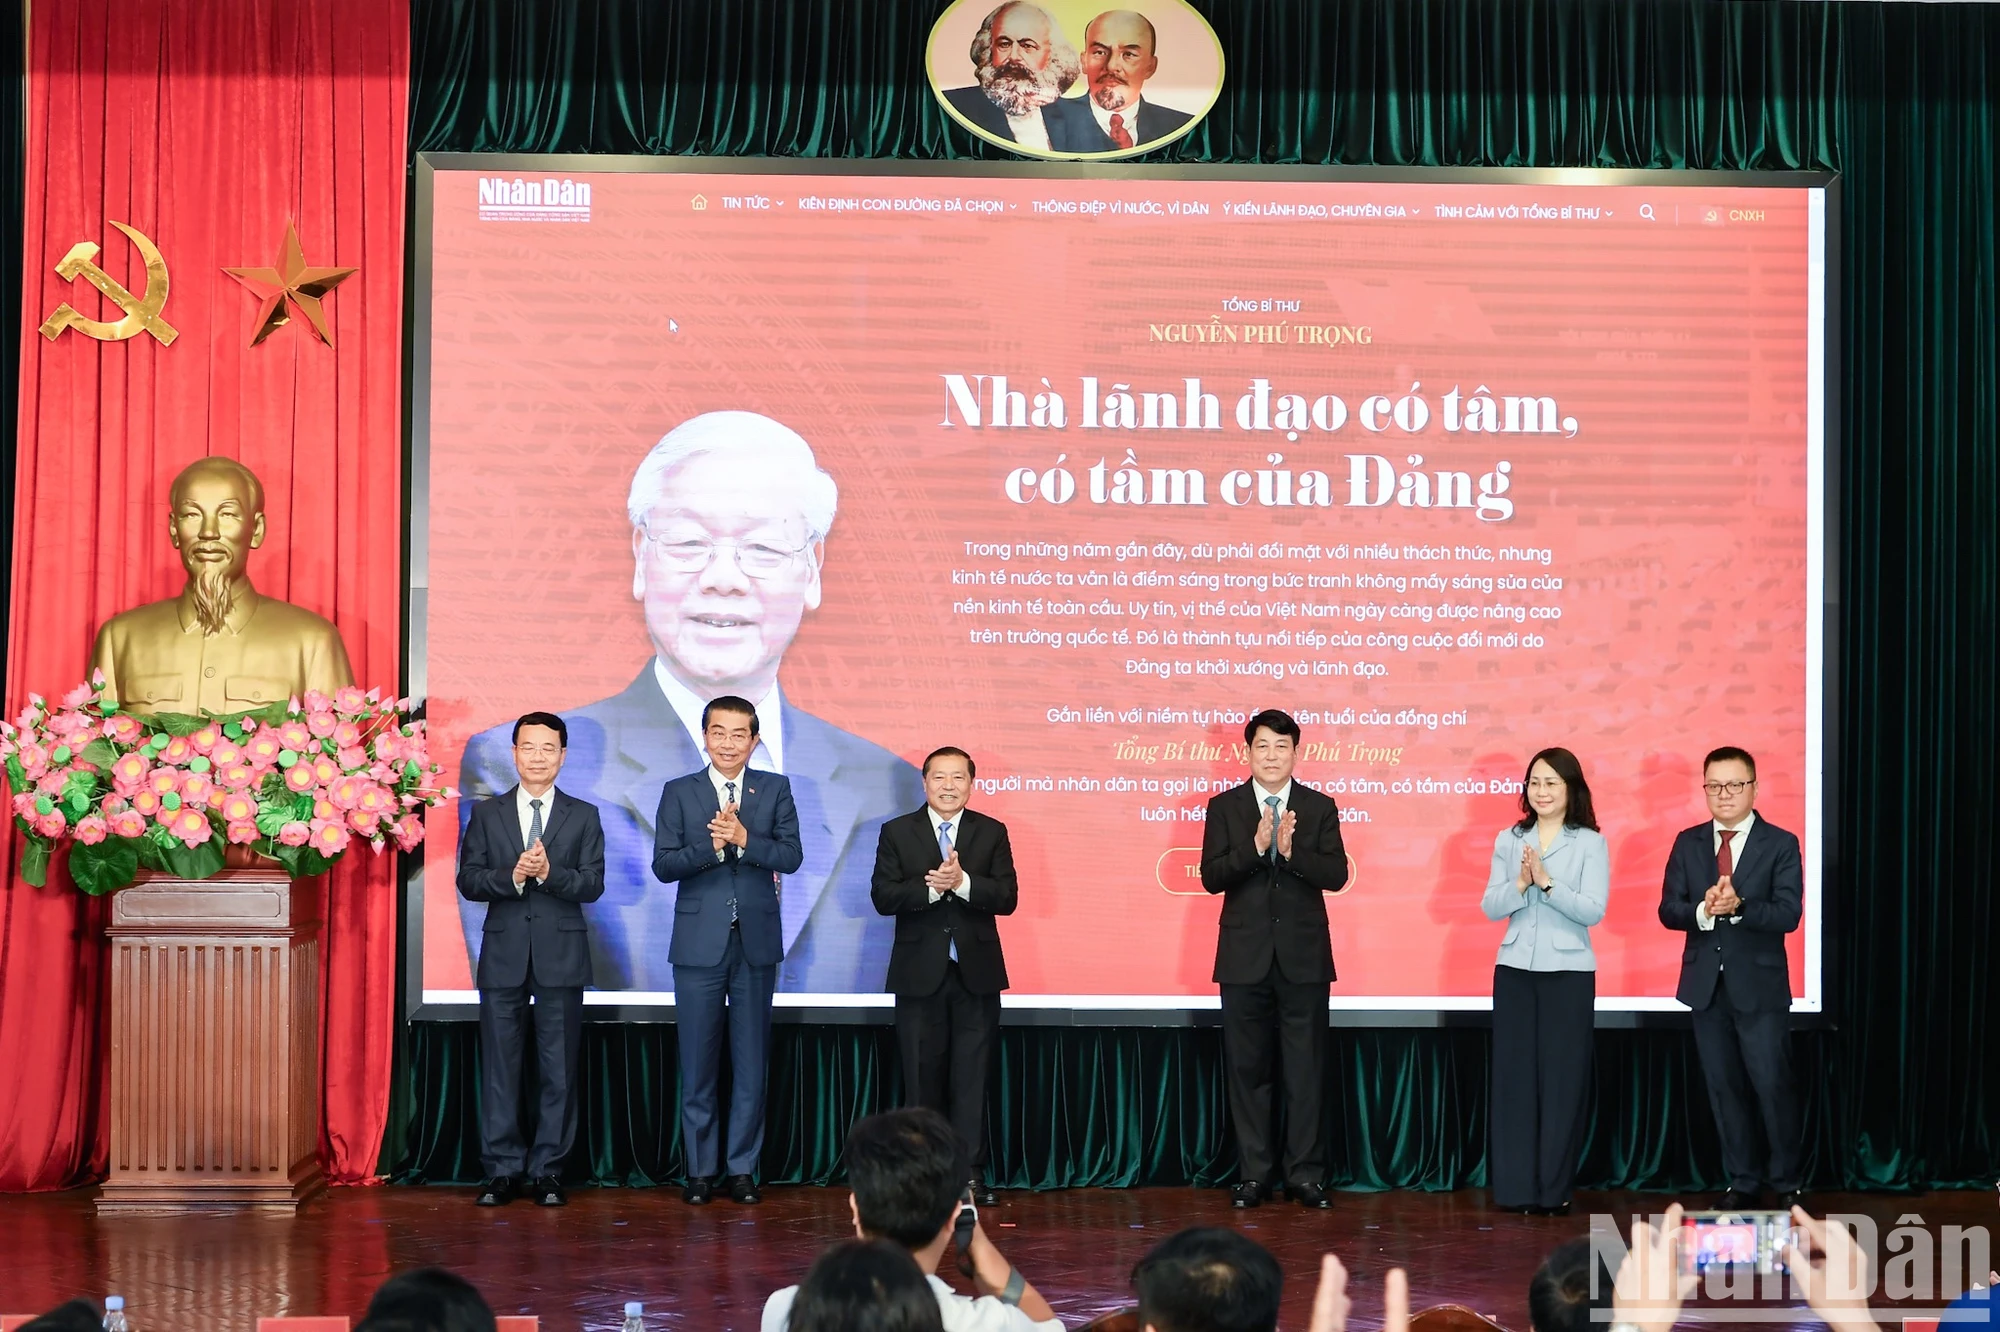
[726,780,738,921]
[522,797,544,893]
[1265,795,1282,863]
[939,820,958,963]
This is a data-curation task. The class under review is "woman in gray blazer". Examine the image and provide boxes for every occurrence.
[1480,746,1609,1215]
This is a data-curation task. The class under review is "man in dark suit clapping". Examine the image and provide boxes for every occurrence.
[456,711,606,1209]
[1659,746,1805,1210]
[654,695,804,1206]
[871,747,1019,1206]
[1200,708,1349,1210]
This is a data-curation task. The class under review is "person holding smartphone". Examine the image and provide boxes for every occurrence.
[761,1108,1059,1332]
[1480,747,1610,1216]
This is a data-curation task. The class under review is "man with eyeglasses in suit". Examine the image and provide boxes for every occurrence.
[1659,746,1806,1210]
[456,411,923,997]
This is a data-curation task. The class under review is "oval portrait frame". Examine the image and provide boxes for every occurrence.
[926,0,1225,161]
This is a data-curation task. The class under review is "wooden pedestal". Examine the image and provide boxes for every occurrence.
[97,868,325,1214]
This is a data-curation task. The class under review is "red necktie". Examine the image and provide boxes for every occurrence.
[1109,113,1133,149]
[1717,828,1736,877]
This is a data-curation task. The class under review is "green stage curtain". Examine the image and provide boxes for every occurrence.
[390,1019,1849,1192]
[391,0,2000,1191]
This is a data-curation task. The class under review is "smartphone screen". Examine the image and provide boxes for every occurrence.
[1681,1209,1794,1275]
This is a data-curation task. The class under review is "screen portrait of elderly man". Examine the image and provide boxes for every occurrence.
[457,410,923,995]
[1073,9,1196,152]
[941,2,1095,154]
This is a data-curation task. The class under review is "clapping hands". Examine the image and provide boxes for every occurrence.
[513,838,549,884]
[1704,875,1742,918]
[709,802,747,853]
[1253,808,1297,859]
[926,851,964,897]
[1304,1254,1408,1332]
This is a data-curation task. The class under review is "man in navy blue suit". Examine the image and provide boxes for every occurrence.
[1659,746,1806,1210]
[456,411,922,996]
[655,695,802,1205]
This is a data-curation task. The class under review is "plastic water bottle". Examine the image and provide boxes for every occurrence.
[621,1302,644,1332]
[102,1297,130,1332]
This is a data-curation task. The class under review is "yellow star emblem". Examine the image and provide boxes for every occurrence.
[224,222,357,346]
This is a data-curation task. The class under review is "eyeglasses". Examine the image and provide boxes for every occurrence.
[641,528,810,577]
[1701,780,1755,796]
[1526,778,1565,790]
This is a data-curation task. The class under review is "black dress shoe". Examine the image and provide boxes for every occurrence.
[1777,1190,1805,1212]
[1230,1181,1265,1209]
[968,1179,997,1207]
[474,1176,518,1207]
[530,1175,566,1206]
[683,1176,715,1205]
[726,1173,762,1204]
[1288,1180,1332,1209]
[1715,1188,1755,1212]
[1531,1202,1573,1217]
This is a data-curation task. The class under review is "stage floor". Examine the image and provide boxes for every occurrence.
[1,1186,1991,1330]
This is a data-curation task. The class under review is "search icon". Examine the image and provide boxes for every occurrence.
[1639,203,1657,221]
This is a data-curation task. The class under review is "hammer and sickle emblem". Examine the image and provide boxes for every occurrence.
[39,220,178,345]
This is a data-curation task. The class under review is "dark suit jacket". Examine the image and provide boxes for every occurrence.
[1064,97,1197,152]
[941,83,1098,153]
[871,806,1018,997]
[652,767,804,969]
[1658,814,1802,1012]
[1199,781,1348,985]
[456,787,606,989]
[457,665,923,992]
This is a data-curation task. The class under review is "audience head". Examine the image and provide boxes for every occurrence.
[357,1267,498,1332]
[843,1107,967,1251]
[1131,1227,1284,1332]
[19,1302,104,1332]
[1527,1238,1614,1332]
[786,1238,945,1332]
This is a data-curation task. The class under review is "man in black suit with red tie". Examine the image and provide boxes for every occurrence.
[872,747,1019,1206]
[456,712,606,1209]
[1200,708,1349,1210]
[1659,746,1805,1209]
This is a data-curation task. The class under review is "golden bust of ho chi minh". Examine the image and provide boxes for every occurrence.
[88,457,354,716]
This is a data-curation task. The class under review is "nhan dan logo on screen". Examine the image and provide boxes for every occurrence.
[477,176,592,223]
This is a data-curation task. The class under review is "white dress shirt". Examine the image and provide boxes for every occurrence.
[1696,812,1756,931]
[1251,777,1293,819]
[763,1275,1060,1332]
[1089,94,1145,145]
[654,659,784,773]
[1250,778,1294,862]
[927,804,974,902]
[510,783,559,892]
[1005,108,1052,152]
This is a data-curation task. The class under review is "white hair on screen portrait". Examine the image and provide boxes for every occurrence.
[625,410,841,540]
[969,1,1081,117]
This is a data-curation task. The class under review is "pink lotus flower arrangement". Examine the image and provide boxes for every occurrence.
[0,674,454,894]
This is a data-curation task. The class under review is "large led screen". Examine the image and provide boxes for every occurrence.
[412,160,1829,1014]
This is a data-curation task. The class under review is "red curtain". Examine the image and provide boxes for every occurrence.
[0,0,409,1189]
